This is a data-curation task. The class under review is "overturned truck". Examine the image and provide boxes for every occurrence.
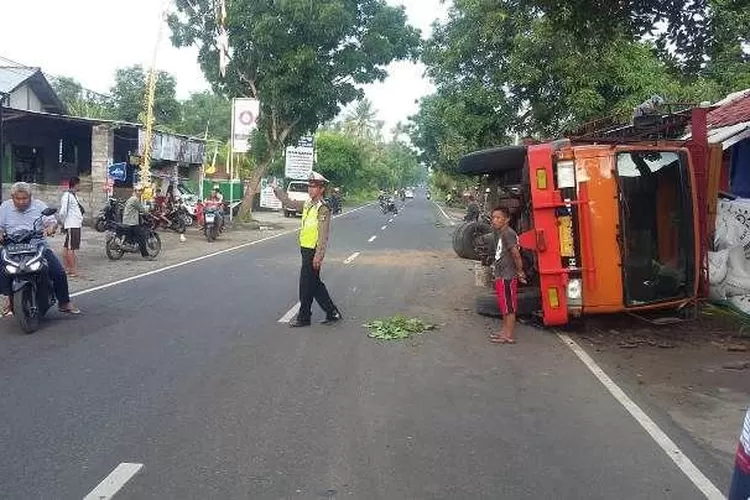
[454,108,714,326]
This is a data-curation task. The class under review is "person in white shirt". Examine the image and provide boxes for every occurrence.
[59,177,84,277]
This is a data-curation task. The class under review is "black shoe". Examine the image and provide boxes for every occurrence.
[289,318,311,328]
[321,310,342,325]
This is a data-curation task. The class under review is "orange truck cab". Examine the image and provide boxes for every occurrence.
[458,107,711,326]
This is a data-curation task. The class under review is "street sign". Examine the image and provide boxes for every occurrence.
[259,177,283,209]
[108,162,127,181]
[232,98,260,153]
[284,146,314,179]
[297,135,314,149]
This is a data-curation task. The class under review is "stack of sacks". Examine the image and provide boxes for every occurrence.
[710,199,750,314]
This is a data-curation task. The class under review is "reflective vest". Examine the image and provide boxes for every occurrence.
[299,200,321,248]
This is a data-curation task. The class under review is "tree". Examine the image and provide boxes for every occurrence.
[342,98,383,141]
[177,91,231,140]
[51,76,114,119]
[110,65,181,126]
[167,0,421,218]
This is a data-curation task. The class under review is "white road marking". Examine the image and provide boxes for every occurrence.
[368,236,377,243]
[343,252,361,264]
[278,302,300,323]
[557,333,724,500]
[433,201,456,226]
[83,462,143,500]
[381,225,387,230]
[70,203,376,299]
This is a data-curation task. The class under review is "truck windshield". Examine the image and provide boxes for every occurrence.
[615,151,695,306]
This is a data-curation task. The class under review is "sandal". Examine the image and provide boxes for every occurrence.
[1,297,12,317]
[58,306,82,315]
[490,336,516,344]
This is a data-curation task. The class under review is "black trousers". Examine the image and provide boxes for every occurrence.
[127,225,150,257]
[298,247,336,321]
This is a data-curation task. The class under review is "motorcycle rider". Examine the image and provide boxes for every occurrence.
[0,182,80,316]
[122,185,153,259]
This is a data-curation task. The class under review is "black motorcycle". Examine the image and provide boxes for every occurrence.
[326,196,343,215]
[105,221,162,260]
[379,196,398,215]
[0,208,59,333]
[95,198,123,232]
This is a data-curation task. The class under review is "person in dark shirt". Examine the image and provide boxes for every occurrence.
[489,206,526,344]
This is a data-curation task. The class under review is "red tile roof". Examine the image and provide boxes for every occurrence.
[708,89,750,128]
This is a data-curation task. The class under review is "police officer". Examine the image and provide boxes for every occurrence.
[274,172,342,327]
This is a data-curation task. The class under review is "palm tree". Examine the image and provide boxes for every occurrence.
[344,99,378,140]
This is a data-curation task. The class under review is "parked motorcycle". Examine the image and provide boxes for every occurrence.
[0,208,59,333]
[105,221,162,261]
[426,192,431,200]
[174,198,194,227]
[153,206,187,234]
[203,202,225,242]
[95,198,123,232]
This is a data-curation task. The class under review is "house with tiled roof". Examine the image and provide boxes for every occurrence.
[0,66,65,114]
[704,88,750,198]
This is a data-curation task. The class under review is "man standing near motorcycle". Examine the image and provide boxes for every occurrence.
[273,172,342,327]
[0,182,80,316]
[59,176,84,277]
[122,185,152,260]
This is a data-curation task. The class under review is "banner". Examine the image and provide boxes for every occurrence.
[259,177,283,209]
[232,98,260,153]
[284,146,314,179]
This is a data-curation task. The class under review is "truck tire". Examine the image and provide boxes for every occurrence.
[459,145,527,175]
[452,222,469,256]
[475,287,542,318]
[458,221,492,260]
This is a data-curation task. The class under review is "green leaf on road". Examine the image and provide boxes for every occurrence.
[363,315,436,341]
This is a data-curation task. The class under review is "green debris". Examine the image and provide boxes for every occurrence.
[363,315,436,341]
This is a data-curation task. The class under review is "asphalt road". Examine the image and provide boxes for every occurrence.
[0,196,726,499]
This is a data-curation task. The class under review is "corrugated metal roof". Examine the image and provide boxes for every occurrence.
[0,66,39,94]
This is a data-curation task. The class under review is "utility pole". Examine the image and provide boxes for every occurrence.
[0,92,6,204]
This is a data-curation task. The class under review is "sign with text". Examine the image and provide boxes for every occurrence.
[232,98,260,153]
[259,177,283,209]
[108,162,127,181]
[297,135,314,148]
[284,146,314,179]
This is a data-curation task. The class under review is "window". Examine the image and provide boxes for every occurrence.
[13,146,44,184]
[616,151,695,305]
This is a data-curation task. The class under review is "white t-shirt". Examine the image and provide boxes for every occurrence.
[60,191,84,229]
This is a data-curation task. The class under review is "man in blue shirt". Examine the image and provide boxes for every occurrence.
[0,182,80,316]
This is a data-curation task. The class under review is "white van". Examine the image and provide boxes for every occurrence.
[285,180,309,217]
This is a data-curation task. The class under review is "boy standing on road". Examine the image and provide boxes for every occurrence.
[489,206,526,344]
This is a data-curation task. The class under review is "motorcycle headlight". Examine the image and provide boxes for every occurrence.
[27,261,42,272]
[4,264,19,274]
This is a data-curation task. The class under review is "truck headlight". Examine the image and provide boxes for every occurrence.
[567,279,582,302]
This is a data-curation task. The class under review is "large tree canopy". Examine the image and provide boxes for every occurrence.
[168,0,421,216]
[110,65,182,126]
[411,0,750,177]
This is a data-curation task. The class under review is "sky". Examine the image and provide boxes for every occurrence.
[0,0,449,136]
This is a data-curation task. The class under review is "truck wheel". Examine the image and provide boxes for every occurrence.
[452,222,469,257]
[475,287,542,318]
[459,221,492,260]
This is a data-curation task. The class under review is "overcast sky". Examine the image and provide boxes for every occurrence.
[0,0,449,136]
